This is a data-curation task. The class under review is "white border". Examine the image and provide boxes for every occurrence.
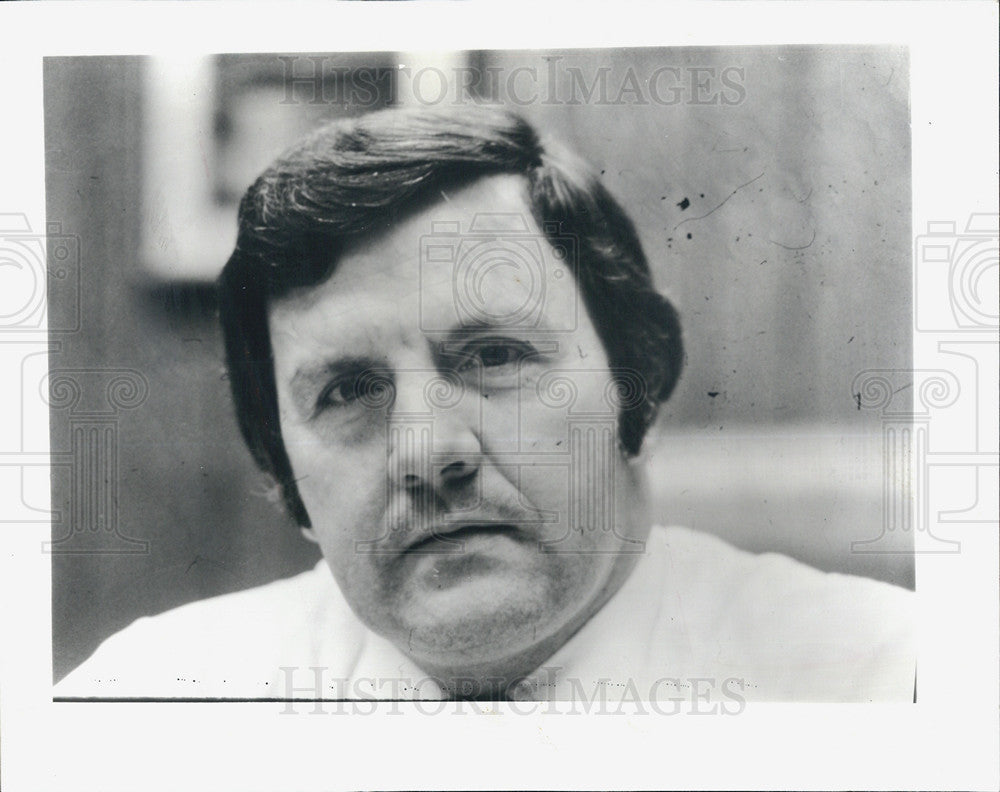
[1,2,998,791]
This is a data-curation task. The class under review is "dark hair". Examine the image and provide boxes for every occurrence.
[218,105,682,528]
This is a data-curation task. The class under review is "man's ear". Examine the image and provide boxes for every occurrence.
[300,526,319,544]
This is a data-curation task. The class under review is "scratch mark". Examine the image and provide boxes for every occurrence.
[672,172,765,232]
[769,228,817,250]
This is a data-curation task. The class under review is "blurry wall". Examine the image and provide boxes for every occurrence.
[47,48,912,682]
[46,57,320,681]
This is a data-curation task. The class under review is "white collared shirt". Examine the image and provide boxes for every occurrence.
[55,526,914,702]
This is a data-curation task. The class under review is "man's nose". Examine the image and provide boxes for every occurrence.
[386,371,481,493]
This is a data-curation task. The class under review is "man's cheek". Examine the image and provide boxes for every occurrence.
[302,455,387,540]
[318,487,389,599]
[517,444,622,548]
[330,484,386,541]
[479,391,522,455]
[514,462,571,538]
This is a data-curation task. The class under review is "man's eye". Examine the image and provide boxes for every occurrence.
[316,370,395,413]
[458,339,531,371]
[317,378,360,409]
[477,344,519,368]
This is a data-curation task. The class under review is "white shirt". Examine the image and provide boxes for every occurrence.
[55,526,914,702]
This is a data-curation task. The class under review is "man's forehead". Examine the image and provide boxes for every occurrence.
[267,173,545,324]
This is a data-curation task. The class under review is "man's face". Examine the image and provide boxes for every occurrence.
[269,175,650,679]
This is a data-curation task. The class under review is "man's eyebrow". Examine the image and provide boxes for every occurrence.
[439,315,556,344]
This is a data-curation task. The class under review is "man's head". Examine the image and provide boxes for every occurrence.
[219,106,682,684]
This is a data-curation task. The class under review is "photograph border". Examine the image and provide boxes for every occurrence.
[1,2,997,791]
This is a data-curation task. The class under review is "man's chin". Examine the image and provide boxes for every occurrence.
[389,575,568,672]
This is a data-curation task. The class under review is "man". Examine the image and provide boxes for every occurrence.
[57,106,913,702]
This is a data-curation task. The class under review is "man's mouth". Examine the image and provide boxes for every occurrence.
[404,523,522,554]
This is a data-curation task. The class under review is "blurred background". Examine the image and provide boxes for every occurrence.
[46,47,912,682]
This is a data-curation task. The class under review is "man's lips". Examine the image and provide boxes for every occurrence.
[403,523,523,554]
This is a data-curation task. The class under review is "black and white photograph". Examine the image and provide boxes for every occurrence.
[1,3,997,791]
[47,45,921,704]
